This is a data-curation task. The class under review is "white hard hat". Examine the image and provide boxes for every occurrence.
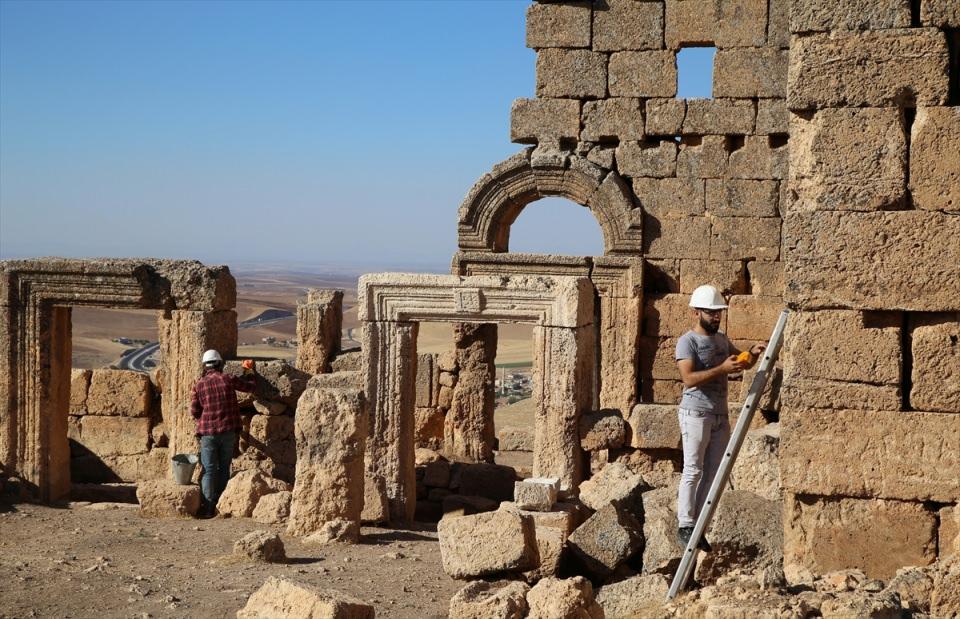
[689,285,728,310]
[201,349,223,365]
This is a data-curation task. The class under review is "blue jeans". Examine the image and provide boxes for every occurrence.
[200,431,235,513]
[677,408,730,528]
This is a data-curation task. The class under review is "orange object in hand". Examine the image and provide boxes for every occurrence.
[736,351,753,365]
[241,359,255,370]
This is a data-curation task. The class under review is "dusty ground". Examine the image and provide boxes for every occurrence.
[0,499,464,619]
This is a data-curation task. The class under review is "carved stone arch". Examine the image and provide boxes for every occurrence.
[457,149,643,255]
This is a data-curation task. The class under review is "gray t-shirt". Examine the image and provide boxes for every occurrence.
[675,330,732,414]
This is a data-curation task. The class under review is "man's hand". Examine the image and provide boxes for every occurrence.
[720,355,746,374]
[750,343,767,357]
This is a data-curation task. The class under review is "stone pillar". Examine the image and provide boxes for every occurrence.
[597,294,639,414]
[296,289,343,374]
[46,306,72,501]
[363,320,418,523]
[158,310,237,462]
[445,323,497,463]
[532,323,595,494]
[287,385,366,540]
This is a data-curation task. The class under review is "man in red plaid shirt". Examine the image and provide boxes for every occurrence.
[191,349,257,516]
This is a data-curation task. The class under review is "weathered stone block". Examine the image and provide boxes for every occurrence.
[422,459,450,488]
[756,99,788,135]
[526,1,591,49]
[728,135,788,180]
[248,414,294,444]
[596,574,670,619]
[253,490,291,524]
[218,469,290,518]
[727,295,783,340]
[592,0,664,51]
[449,580,529,619]
[731,425,781,500]
[910,106,960,212]
[638,336,679,383]
[511,97,581,144]
[578,409,627,451]
[643,215,712,259]
[237,577,373,619]
[514,477,559,512]
[296,289,342,374]
[437,510,538,578]
[784,494,937,580]
[641,485,681,574]
[499,500,583,537]
[645,98,685,135]
[665,0,716,48]
[617,140,677,178]
[361,473,389,524]
[790,0,911,31]
[783,310,900,385]
[581,98,644,142]
[780,377,901,411]
[634,178,704,220]
[80,416,150,456]
[136,479,201,518]
[709,216,781,261]
[70,368,90,414]
[442,494,498,519]
[747,261,783,297]
[682,99,755,135]
[526,577,602,619]
[781,407,960,502]
[536,49,607,98]
[788,29,949,109]
[414,406,444,449]
[911,314,960,413]
[940,505,959,558]
[921,0,960,26]
[705,179,779,218]
[568,504,643,579]
[676,135,728,179]
[715,0,768,47]
[643,293,694,338]
[446,322,497,463]
[714,48,787,98]
[679,259,747,295]
[86,369,151,417]
[578,461,647,516]
[643,379,684,404]
[497,426,532,451]
[791,107,906,212]
[523,525,565,582]
[626,404,681,450]
[457,462,517,502]
[694,490,783,583]
[234,530,286,563]
[608,51,676,98]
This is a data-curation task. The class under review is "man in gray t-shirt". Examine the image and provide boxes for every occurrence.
[674,285,766,552]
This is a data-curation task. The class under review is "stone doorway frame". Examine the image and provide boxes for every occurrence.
[0,259,236,502]
[359,273,595,523]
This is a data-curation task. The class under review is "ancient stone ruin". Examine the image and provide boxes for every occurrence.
[1,0,958,616]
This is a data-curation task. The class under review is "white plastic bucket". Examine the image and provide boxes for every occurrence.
[171,453,199,485]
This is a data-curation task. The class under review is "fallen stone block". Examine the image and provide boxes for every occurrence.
[437,510,538,579]
[641,486,680,575]
[253,490,291,524]
[523,525,565,583]
[819,590,903,618]
[497,426,533,451]
[236,577,374,619]
[595,573,669,619]
[931,557,960,617]
[884,566,934,615]
[578,410,627,451]
[568,504,643,579]
[304,519,359,546]
[578,462,647,518]
[422,459,451,488]
[499,500,584,537]
[136,479,201,518]
[441,494,499,519]
[361,474,389,525]
[626,404,680,450]
[526,576,602,619]
[694,490,784,584]
[457,463,516,502]
[217,469,290,518]
[514,478,559,512]
[448,580,529,619]
[234,530,286,563]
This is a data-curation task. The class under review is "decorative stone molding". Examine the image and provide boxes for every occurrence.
[456,149,643,255]
[359,273,595,522]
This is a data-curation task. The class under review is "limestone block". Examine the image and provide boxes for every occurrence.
[784,494,937,580]
[676,135,729,179]
[694,490,784,583]
[705,180,779,219]
[70,368,90,414]
[756,99,788,135]
[361,474,388,524]
[414,353,436,408]
[819,591,905,617]
[644,379,684,404]
[767,0,789,46]
[296,289,342,374]
[616,140,676,178]
[940,506,959,558]
[592,0,663,51]
[644,259,680,294]
[422,459,450,488]
[911,314,960,413]
[499,501,583,538]
[523,525,565,582]
[780,377,900,411]
[234,530,286,563]
[665,0,716,48]
[784,310,900,385]
[780,407,960,502]
[790,107,906,212]
[921,0,960,26]
[578,409,627,451]
[714,48,787,98]
[442,494,498,519]
[236,577,373,619]
[446,322,496,463]
[330,350,361,372]
[682,99,755,135]
[633,178,704,219]
[627,403,681,450]
[638,336,680,382]
[85,369,151,417]
[80,416,150,456]
[251,490,291,524]
[726,295,782,340]
[737,363,783,412]
[931,560,960,617]
[715,0,768,47]
[438,385,454,409]
[747,261,783,297]
[790,0,911,32]
[414,406,444,449]
[582,98,644,142]
[788,29,949,109]
[679,259,747,295]
[511,97,581,144]
[288,386,366,538]
[645,98,685,136]
[569,503,643,579]
[525,1,591,49]
[643,293,693,338]
[596,574,670,619]
[305,371,361,392]
[884,566,935,615]
[514,477,559,512]
[608,51,676,99]
[498,426,532,451]
[709,216,781,261]
[642,214,712,259]
[449,581,529,619]
[728,135,788,180]
[218,469,290,518]
[136,479,201,518]
[536,49,607,98]
[458,462,516,502]
[248,414,294,444]
[68,415,82,442]
[910,107,960,212]
[578,461,648,517]
[641,485,679,574]
[526,577,602,619]
[437,510,538,578]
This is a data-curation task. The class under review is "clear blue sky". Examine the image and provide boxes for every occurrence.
[0,1,713,270]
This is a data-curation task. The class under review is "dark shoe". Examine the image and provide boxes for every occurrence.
[678,526,713,552]
[698,536,712,552]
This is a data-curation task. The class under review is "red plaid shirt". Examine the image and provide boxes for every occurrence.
[190,369,256,436]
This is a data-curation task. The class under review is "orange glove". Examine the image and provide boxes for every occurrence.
[241,359,255,371]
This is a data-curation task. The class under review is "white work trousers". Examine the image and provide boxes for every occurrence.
[677,408,730,528]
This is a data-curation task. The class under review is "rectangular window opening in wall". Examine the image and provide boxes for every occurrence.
[676,46,717,100]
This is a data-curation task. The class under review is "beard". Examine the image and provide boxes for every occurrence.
[699,316,720,334]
